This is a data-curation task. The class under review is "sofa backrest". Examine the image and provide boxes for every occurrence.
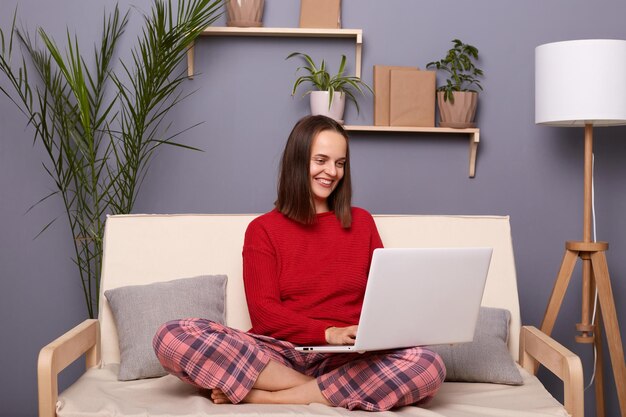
[99,214,520,367]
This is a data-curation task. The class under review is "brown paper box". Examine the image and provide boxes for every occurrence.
[389,70,436,127]
[299,0,341,28]
[373,66,417,126]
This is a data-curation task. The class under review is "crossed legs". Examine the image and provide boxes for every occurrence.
[153,318,331,405]
[153,319,445,411]
[210,359,330,405]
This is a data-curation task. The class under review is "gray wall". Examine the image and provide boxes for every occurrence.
[1,0,626,416]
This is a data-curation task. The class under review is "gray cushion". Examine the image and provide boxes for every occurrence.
[104,275,227,381]
[428,307,523,385]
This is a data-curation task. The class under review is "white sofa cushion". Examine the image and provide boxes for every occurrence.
[56,364,568,417]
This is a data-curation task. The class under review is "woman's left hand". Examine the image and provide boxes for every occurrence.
[325,325,358,345]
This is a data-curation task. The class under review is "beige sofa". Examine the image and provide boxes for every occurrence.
[38,214,583,417]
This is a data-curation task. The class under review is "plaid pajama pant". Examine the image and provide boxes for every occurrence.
[153,318,446,411]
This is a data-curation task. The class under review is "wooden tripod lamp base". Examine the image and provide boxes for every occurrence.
[541,240,626,417]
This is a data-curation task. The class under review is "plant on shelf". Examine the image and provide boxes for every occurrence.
[0,0,223,318]
[426,39,484,128]
[287,52,372,122]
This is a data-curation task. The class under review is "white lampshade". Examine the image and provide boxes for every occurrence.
[535,39,626,126]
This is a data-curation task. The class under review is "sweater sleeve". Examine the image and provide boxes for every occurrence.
[369,214,384,255]
[242,221,332,345]
[359,208,384,260]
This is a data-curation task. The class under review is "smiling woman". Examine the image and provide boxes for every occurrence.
[276,115,353,227]
[309,130,347,214]
[152,115,447,411]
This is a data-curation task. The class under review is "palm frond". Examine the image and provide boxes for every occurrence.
[0,0,221,318]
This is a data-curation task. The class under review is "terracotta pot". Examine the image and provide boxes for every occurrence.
[437,91,478,128]
[310,91,345,123]
[226,0,264,27]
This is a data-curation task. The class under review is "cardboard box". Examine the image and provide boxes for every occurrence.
[389,69,436,127]
[373,66,418,126]
[299,0,341,28]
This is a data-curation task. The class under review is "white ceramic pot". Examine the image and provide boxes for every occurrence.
[309,91,345,123]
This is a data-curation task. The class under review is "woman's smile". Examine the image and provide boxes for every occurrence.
[309,130,347,213]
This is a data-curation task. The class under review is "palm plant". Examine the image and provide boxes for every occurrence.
[426,39,483,103]
[286,52,372,113]
[0,0,223,318]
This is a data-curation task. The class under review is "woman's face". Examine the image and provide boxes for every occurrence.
[309,129,347,213]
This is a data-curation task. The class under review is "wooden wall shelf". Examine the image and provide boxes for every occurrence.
[187,27,480,177]
[187,27,363,78]
[343,125,480,178]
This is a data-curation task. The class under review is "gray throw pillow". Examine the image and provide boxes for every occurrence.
[104,274,227,381]
[428,307,523,385]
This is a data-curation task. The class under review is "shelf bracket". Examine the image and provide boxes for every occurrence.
[354,32,362,78]
[187,42,195,79]
[469,130,479,178]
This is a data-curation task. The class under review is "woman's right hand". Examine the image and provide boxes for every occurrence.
[325,325,358,345]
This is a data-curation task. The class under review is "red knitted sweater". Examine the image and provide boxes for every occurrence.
[243,207,383,345]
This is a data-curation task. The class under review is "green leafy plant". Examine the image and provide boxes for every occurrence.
[426,39,483,103]
[0,0,223,318]
[286,52,373,113]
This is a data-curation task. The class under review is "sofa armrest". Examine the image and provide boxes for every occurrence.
[519,325,583,417]
[38,319,100,417]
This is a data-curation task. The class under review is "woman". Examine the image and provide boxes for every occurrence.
[153,115,446,411]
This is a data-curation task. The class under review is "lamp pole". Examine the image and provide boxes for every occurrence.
[578,124,594,344]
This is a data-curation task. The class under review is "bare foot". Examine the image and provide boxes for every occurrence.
[210,388,232,404]
[210,388,274,405]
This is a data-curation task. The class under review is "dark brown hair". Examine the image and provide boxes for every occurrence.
[275,115,352,228]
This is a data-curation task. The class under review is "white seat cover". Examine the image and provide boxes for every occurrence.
[57,364,567,417]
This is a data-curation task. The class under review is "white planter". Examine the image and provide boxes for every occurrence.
[309,91,345,123]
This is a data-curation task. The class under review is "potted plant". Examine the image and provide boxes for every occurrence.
[426,39,484,128]
[287,52,373,123]
[0,0,222,318]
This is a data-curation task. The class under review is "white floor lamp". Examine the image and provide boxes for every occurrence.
[535,39,626,417]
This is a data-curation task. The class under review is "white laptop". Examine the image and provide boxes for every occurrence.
[295,247,493,353]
